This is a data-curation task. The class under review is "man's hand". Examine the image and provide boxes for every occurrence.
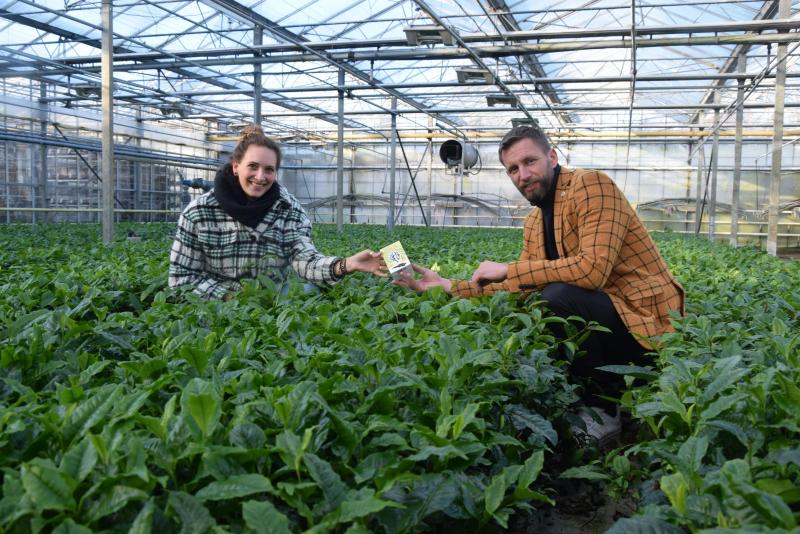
[393,264,452,294]
[346,250,388,277]
[470,261,509,286]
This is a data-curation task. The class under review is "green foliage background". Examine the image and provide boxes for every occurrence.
[0,223,798,533]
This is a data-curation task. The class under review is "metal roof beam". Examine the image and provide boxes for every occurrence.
[137,101,799,121]
[689,0,779,124]
[47,19,800,65]
[484,0,574,125]
[1,2,373,132]
[200,0,466,135]
[8,32,796,77]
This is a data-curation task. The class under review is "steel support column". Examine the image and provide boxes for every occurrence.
[253,24,262,125]
[767,0,790,256]
[388,97,397,232]
[731,54,746,248]
[101,0,114,243]
[709,90,720,241]
[38,81,48,223]
[427,117,433,225]
[695,116,705,233]
[336,68,344,232]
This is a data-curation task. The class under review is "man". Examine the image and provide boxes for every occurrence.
[395,125,684,444]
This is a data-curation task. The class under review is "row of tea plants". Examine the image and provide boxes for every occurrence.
[602,235,800,533]
[1,223,798,533]
[0,223,584,533]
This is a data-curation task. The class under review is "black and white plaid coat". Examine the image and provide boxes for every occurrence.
[169,186,341,299]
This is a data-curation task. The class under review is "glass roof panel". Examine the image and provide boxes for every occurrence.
[0,0,796,137]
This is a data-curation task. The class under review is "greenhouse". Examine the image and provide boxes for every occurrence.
[0,0,799,532]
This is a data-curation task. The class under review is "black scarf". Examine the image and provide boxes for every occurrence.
[213,163,281,229]
[538,165,561,260]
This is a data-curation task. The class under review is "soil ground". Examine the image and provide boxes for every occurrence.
[505,415,643,534]
[506,484,636,534]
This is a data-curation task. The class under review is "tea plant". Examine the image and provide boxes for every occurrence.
[2,224,797,532]
[608,236,800,532]
[0,223,576,533]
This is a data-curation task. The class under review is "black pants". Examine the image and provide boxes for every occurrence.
[541,283,650,410]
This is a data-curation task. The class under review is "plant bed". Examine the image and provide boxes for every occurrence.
[1,224,797,533]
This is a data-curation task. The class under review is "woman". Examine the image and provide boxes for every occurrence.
[169,125,385,299]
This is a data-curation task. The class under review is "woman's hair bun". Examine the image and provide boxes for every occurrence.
[240,124,265,141]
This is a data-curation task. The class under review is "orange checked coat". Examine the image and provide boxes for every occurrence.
[451,167,685,347]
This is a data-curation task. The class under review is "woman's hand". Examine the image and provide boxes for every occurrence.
[393,264,452,294]
[345,250,388,277]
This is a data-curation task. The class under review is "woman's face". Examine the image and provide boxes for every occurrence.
[232,145,278,200]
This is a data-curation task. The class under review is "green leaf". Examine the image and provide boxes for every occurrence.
[451,403,481,440]
[742,490,797,529]
[63,384,123,443]
[411,474,459,517]
[242,500,292,534]
[88,433,110,465]
[700,357,747,402]
[596,364,658,380]
[517,451,544,489]
[755,478,796,497]
[229,423,266,450]
[700,393,746,421]
[275,430,304,474]
[484,473,507,515]
[128,500,155,534]
[660,472,688,515]
[338,493,398,523]
[511,487,554,505]
[504,404,558,446]
[660,388,688,423]
[304,453,347,511]
[180,378,221,439]
[559,465,611,482]
[720,458,751,482]
[677,436,708,473]
[634,401,666,418]
[161,394,177,437]
[53,518,92,534]
[328,409,359,454]
[21,458,75,512]
[612,455,631,476]
[408,445,468,463]
[196,474,274,501]
[605,517,685,534]
[706,419,751,448]
[137,415,164,440]
[86,485,148,522]
[59,438,97,483]
[126,437,149,481]
[200,450,246,480]
[179,343,210,375]
[778,373,800,405]
[354,452,397,484]
[167,491,215,534]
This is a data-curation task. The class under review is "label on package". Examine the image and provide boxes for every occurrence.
[380,241,413,279]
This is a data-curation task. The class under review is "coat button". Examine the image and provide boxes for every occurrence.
[250,234,257,242]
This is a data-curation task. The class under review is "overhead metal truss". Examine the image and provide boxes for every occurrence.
[0,0,798,139]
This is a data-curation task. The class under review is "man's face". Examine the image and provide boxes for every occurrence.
[501,138,558,205]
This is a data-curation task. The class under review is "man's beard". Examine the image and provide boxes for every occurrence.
[517,168,553,207]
